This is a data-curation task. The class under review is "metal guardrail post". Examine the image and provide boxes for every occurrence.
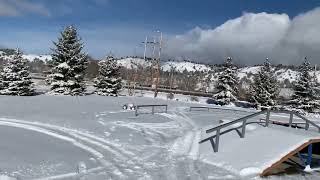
[214,129,220,152]
[165,105,168,113]
[305,122,310,130]
[152,106,155,114]
[293,112,320,133]
[135,107,138,116]
[265,110,270,127]
[289,112,293,127]
[241,120,247,138]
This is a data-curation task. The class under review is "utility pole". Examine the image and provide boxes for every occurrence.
[143,36,148,61]
[154,31,162,98]
[314,64,318,85]
[141,36,157,86]
[140,30,163,98]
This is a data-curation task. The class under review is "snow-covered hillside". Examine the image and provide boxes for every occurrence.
[0,51,52,62]
[237,66,320,84]
[162,61,211,72]
[1,52,319,85]
[117,57,152,69]
[117,57,212,72]
[22,54,52,62]
[238,66,262,80]
[116,58,319,84]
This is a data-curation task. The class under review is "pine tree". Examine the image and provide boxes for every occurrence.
[291,58,320,112]
[49,26,88,95]
[213,57,239,105]
[249,58,279,107]
[94,55,122,96]
[0,49,34,96]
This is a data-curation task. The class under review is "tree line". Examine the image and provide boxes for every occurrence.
[0,26,122,96]
[213,57,320,113]
[0,25,319,113]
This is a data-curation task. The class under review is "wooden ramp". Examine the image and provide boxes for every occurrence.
[261,138,320,176]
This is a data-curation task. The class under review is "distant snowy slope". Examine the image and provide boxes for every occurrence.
[22,54,52,62]
[2,51,320,85]
[117,58,152,69]
[162,61,211,72]
[0,51,52,62]
[275,69,299,83]
[117,57,212,72]
[236,66,318,84]
[238,66,262,80]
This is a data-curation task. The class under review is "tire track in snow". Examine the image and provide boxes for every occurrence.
[160,111,197,130]
[0,121,124,179]
[0,118,133,160]
[0,118,147,179]
[158,112,205,179]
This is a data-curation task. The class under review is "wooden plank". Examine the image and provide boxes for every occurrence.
[260,138,320,176]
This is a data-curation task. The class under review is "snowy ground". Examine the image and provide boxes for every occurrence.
[0,92,319,179]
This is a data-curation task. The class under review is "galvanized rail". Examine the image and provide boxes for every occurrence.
[135,104,168,116]
[189,106,253,113]
[200,109,320,153]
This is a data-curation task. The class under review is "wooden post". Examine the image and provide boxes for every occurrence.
[289,112,293,127]
[265,110,270,127]
[214,129,220,152]
[241,120,247,138]
[165,105,168,113]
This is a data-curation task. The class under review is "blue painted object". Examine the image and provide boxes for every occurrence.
[307,144,313,166]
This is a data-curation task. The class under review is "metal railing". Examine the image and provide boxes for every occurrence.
[189,106,253,113]
[135,104,168,116]
[199,109,320,153]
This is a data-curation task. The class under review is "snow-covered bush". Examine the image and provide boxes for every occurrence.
[48,26,88,96]
[94,55,122,96]
[213,57,239,105]
[0,49,34,96]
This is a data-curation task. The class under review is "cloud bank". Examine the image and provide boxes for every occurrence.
[0,0,49,17]
[165,8,320,65]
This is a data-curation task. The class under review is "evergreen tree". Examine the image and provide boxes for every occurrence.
[249,58,279,107]
[49,26,88,95]
[0,49,34,96]
[94,55,122,96]
[213,57,239,105]
[291,58,320,112]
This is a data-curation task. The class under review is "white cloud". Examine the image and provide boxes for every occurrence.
[0,0,19,16]
[0,0,50,17]
[165,8,320,65]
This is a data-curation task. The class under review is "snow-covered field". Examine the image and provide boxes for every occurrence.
[0,93,319,179]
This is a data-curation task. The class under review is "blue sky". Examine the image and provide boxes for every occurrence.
[0,0,320,64]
